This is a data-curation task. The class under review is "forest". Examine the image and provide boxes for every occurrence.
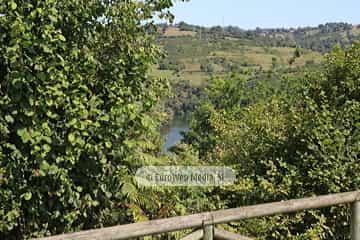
[0,0,359,239]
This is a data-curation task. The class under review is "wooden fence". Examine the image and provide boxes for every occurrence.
[37,190,360,240]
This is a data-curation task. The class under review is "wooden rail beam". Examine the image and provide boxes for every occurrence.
[37,190,360,240]
[210,190,360,225]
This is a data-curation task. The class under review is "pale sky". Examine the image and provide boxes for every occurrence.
[170,0,360,29]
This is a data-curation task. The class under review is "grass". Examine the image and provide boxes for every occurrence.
[163,27,197,37]
[352,26,360,36]
[150,68,173,79]
[152,35,324,87]
[173,71,209,87]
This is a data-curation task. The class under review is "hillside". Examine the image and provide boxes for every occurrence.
[152,22,360,117]
[163,22,360,52]
[153,22,360,87]
[154,34,322,87]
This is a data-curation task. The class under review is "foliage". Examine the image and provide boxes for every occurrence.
[163,80,205,117]
[0,0,186,238]
[186,43,360,239]
[289,46,302,65]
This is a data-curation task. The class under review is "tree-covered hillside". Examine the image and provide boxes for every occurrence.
[162,22,360,52]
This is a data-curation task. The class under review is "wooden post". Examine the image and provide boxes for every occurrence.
[203,218,214,240]
[203,225,213,240]
[352,201,360,240]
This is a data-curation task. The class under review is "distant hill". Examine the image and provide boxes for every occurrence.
[159,22,360,52]
[154,26,324,87]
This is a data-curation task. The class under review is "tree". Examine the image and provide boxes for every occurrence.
[294,46,301,58]
[271,57,278,68]
[200,62,214,73]
[289,46,301,65]
[0,0,182,238]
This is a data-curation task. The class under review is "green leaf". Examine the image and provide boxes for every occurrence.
[105,141,112,148]
[42,45,52,53]
[49,15,57,23]
[124,140,137,148]
[69,118,77,126]
[40,160,50,171]
[21,192,32,201]
[68,133,76,144]
[58,34,66,42]
[17,128,31,143]
[34,64,43,71]
[24,109,35,117]
[10,2,17,10]
[46,111,58,119]
[5,115,14,123]
[43,144,51,153]
[100,156,107,164]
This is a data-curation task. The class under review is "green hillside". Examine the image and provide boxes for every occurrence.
[151,22,360,117]
[153,34,323,87]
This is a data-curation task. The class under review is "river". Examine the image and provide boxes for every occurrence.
[161,116,189,153]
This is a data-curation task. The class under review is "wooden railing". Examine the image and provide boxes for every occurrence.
[37,190,360,240]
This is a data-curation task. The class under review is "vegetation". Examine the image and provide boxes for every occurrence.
[0,0,198,238]
[156,34,323,85]
[154,29,323,117]
[1,0,359,239]
[185,42,360,239]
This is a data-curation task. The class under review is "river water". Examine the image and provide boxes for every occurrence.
[161,116,189,153]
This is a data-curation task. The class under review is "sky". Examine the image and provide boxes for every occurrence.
[170,0,360,29]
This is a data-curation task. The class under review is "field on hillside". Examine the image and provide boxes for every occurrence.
[163,26,197,37]
[153,34,323,87]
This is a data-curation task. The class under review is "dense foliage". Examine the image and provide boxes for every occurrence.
[0,0,194,238]
[163,80,205,117]
[186,43,360,239]
[1,0,359,239]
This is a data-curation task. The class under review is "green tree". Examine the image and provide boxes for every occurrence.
[271,57,278,68]
[200,62,214,73]
[0,0,183,238]
[289,46,302,65]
